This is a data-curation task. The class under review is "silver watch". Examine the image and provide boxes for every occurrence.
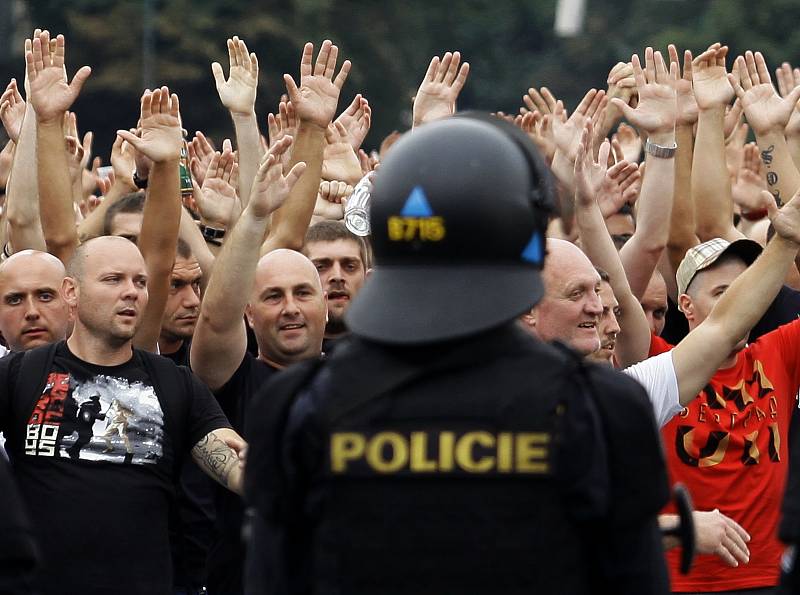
[645,138,677,159]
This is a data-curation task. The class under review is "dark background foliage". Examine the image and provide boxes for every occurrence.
[1,0,797,159]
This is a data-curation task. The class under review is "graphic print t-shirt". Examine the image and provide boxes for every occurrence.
[650,321,800,591]
[0,342,229,595]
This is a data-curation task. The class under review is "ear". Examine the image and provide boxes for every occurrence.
[62,277,79,309]
[520,307,536,328]
[365,267,373,278]
[244,302,255,329]
[322,291,329,323]
[678,293,694,321]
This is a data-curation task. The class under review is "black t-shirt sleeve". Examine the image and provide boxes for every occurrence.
[186,370,232,448]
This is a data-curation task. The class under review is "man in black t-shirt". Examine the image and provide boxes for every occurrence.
[0,236,247,595]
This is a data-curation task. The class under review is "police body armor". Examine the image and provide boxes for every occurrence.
[245,325,668,595]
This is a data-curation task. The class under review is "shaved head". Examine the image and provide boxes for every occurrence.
[67,236,143,282]
[246,248,326,366]
[0,250,70,351]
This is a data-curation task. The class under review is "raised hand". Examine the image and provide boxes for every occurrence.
[25,31,91,124]
[412,51,470,126]
[247,136,307,219]
[598,160,641,218]
[692,43,734,110]
[117,87,182,164]
[776,62,800,98]
[574,120,611,206]
[612,123,642,163]
[611,48,677,135]
[729,51,800,137]
[668,44,699,126]
[110,133,137,188]
[212,36,259,116]
[0,79,25,142]
[322,121,362,184]
[522,86,558,115]
[605,62,637,124]
[198,149,241,228]
[515,111,556,163]
[188,131,215,186]
[732,142,770,213]
[335,94,371,150]
[552,89,606,162]
[284,40,351,128]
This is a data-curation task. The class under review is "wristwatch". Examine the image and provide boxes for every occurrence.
[644,138,677,159]
[200,224,226,241]
[132,170,148,189]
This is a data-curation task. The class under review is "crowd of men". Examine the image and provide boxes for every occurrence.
[0,26,799,595]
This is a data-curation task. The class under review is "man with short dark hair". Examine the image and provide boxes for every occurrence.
[102,191,146,241]
[303,220,368,347]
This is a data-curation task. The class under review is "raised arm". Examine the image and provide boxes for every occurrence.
[190,139,305,390]
[574,122,651,367]
[671,189,800,406]
[1,77,46,252]
[26,30,91,264]
[263,40,349,252]
[412,51,469,128]
[212,36,262,206]
[730,51,800,209]
[690,43,742,243]
[612,48,678,298]
[662,45,700,296]
[117,88,183,352]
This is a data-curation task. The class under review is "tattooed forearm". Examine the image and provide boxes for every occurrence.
[192,432,238,489]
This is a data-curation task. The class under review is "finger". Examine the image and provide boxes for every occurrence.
[325,43,338,79]
[777,65,789,97]
[654,50,668,82]
[333,60,351,90]
[283,74,300,103]
[644,47,656,83]
[227,38,236,70]
[587,90,606,119]
[211,62,226,88]
[683,49,693,81]
[67,65,91,101]
[598,139,611,169]
[452,62,469,93]
[314,39,332,77]
[611,137,624,163]
[437,52,453,83]
[525,88,547,114]
[575,88,598,115]
[724,516,751,544]
[444,51,461,85]
[631,54,646,89]
[423,56,439,83]
[299,42,313,78]
[754,51,771,85]
[765,190,780,220]
[250,52,259,79]
[667,44,679,70]
[116,130,143,151]
[745,51,759,86]
[721,533,749,565]
[610,97,636,121]
[541,87,558,112]
[160,86,170,114]
[284,161,307,189]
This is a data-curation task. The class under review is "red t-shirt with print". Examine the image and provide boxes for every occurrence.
[652,320,800,592]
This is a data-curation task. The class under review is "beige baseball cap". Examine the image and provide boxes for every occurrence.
[676,237,762,298]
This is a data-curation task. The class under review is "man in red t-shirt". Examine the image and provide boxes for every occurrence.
[655,236,800,592]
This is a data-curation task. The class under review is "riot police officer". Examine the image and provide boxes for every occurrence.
[243,115,672,595]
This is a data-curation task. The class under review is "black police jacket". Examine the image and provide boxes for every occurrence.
[243,324,671,595]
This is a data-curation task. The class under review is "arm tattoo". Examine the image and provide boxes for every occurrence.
[192,432,238,488]
[761,145,775,165]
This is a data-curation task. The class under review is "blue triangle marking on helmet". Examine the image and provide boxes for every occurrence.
[521,232,543,264]
[400,186,434,217]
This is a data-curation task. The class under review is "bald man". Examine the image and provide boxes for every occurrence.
[0,250,70,352]
[0,237,245,595]
[189,146,312,595]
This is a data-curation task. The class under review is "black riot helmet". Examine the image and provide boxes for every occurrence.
[345,114,556,345]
